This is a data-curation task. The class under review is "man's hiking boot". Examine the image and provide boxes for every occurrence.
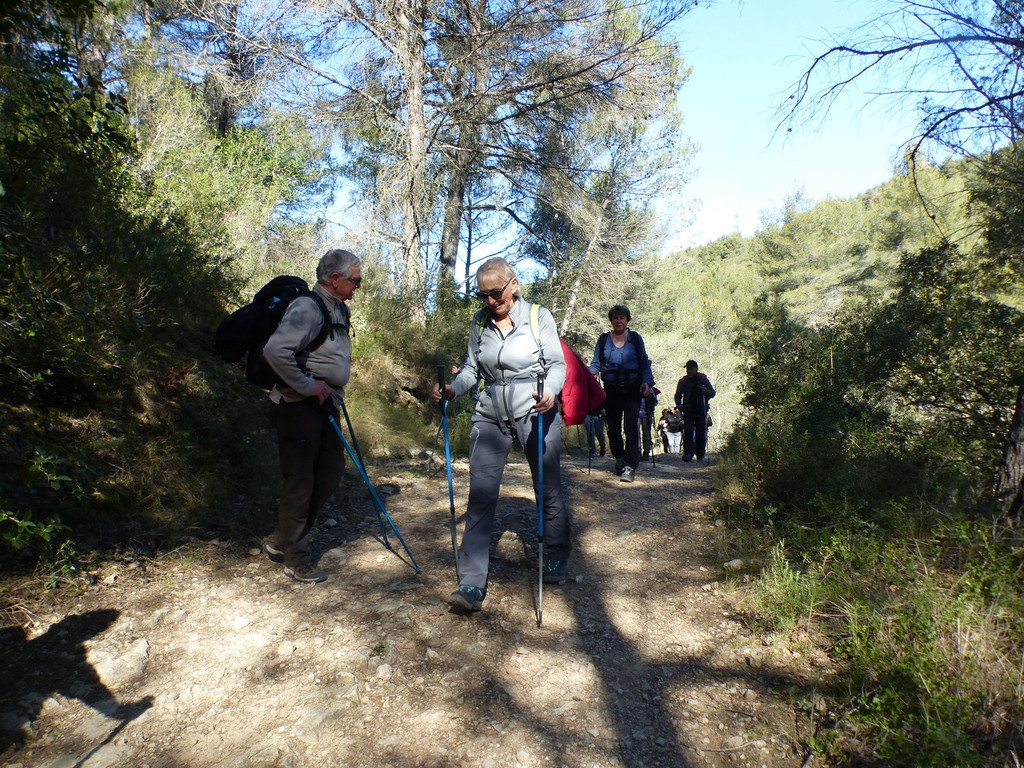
[263,541,285,564]
[620,466,636,483]
[544,559,568,584]
[599,447,606,456]
[682,454,693,462]
[614,457,625,475]
[284,563,327,583]
[448,585,485,611]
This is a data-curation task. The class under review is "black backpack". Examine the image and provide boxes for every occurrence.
[215,275,346,390]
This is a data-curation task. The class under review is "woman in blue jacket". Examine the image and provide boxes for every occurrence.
[589,305,655,483]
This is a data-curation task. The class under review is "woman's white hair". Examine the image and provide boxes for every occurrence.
[475,257,519,295]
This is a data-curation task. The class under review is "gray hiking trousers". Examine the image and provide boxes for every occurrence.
[457,411,571,589]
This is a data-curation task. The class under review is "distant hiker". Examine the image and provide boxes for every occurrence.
[658,406,683,455]
[674,360,716,462]
[589,305,655,483]
[261,249,361,583]
[585,408,606,458]
[432,258,569,612]
[639,388,658,460]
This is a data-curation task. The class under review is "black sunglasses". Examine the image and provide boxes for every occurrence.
[335,273,361,287]
[474,276,513,302]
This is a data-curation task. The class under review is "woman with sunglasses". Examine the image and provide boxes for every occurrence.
[432,258,569,612]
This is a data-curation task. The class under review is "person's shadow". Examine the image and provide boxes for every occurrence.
[0,609,153,755]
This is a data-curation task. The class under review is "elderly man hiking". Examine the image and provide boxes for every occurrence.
[261,249,361,583]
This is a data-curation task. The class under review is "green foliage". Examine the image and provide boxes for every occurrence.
[719,170,1024,763]
[0,508,69,553]
[0,4,331,575]
[749,543,826,630]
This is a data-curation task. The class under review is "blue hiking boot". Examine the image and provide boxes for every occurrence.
[543,559,568,585]
[448,585,486,611]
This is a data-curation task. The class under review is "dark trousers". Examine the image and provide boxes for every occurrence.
[640,416,654,455]
[681,412,708,460]
[458,412,570,589]
[604,385,641,469]
[271,397,345,565]
[585,414,606,453]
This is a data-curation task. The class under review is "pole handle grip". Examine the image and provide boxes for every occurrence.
[436,364,446,400]
[537,375,545,400]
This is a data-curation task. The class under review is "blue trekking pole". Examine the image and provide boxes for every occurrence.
[327,409,422,574]
[536,374,545,628]
[437,365,459,583]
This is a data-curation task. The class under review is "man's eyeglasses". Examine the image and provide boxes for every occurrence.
[335,273,361,287]
[474,276,513,302]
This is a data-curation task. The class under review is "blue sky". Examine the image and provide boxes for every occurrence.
[669,0,922,249]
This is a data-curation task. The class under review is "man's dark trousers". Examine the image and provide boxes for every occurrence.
[681,412,708,460]
[271,397,345,565]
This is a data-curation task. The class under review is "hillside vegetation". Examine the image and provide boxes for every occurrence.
[3,0,1024,764]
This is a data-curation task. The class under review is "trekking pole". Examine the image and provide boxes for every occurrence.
[338,397,392,547]
[437,365,459,583]
[536,374,545,628]
[586,424,592,475]
[327,413,423,574]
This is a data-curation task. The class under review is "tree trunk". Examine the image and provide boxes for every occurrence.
[439,145,469,303]
[397,0,427,325]
[998,378,1024,526]
[438,0,487,306]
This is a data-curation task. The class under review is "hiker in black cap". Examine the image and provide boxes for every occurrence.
[589,305,655,483]
[674,359,716,462]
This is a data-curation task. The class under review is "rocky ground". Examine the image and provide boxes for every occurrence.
[0,446,835,768]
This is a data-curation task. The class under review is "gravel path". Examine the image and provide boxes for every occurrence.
[0,450,830,768]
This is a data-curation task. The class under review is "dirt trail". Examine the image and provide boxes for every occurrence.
[1,449,831,768]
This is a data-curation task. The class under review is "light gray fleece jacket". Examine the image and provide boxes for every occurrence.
[452,298,566,424]
[263,282,351,404]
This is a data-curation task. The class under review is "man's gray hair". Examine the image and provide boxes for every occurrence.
[316,249,361,284]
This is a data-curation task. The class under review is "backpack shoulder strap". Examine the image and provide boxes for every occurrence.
[532,303,548,364]
[597,332,609,368]
[305,291,337,353]
[472,308,488,359]
[629,331,647,366]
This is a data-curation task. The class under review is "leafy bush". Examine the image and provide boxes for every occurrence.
[721,235,1024,762]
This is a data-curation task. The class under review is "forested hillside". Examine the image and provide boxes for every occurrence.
[3,0,1024,764]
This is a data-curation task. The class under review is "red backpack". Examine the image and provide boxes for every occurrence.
[559,339,606,426]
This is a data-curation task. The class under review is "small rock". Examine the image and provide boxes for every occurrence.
[323,518,338,528]
[278,641,297,657]
[724,559,743,570]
